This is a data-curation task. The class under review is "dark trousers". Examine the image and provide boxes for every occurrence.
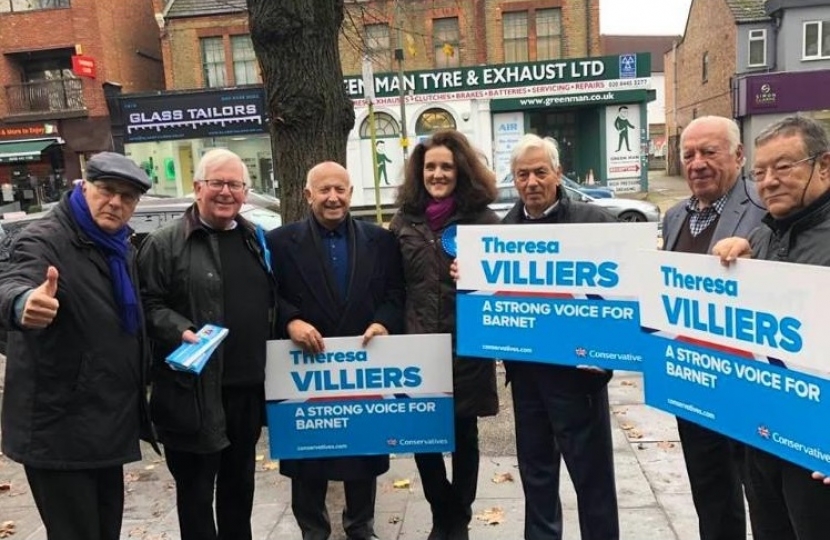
[25,465,124,540]
[165,387,263,540]
[745,447,830,540]
[676,418,747,540]
[511,369,618,540]
[291,477,377,540]
[415,416,479,537]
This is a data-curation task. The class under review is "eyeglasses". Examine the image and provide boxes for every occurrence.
[749,155,818,183]
[92,182,141,205]
[201,179,247,192]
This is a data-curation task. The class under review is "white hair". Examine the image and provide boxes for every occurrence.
[194,148,250,184]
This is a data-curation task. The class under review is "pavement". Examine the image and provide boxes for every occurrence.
[0,173,754,540]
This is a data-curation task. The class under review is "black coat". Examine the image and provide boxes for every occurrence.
[501,189,616,393]
[389,207,499,418]
[0,197,152,469]
[137,204,276,453]
[266,216,405,481]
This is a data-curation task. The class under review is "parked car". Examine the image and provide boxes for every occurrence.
[129,199,282,244]
[490,181,660,224]
[501,173,615,199]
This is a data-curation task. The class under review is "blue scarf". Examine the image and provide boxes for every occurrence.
[68,185,140,335]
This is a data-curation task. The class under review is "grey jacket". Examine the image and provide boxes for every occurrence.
[662,177,766,252]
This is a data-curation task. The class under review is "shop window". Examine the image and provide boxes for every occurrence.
[536,9,562,61]
[701,52,709,84]
[0,0,69,13]
[415,108,456,135]
[433,17,460,68]
[359,112,400,138]
[366,23,392,71]
[803,21,830,60]
[201,37,227,88]
[503,11,529,63]
[748,29,767,67]
[232,35,259,85]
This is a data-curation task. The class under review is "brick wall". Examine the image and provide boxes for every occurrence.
[0,0,163,118]
[665,0,736,137]
[483,0,600,64]
[162,13,251,90]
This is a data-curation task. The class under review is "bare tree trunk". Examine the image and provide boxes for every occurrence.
[247,0,355,224]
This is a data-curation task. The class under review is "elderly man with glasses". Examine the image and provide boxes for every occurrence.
[0,152,155,540]
[137,148,278,540]
[714,115,830,540]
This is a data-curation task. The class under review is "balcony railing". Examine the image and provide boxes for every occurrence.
[4,78,86,116]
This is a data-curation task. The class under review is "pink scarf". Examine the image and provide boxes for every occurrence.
[425,196,457,232]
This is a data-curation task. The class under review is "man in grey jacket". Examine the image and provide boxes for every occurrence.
[662,115,765,540]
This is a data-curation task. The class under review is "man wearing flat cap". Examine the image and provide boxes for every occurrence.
[0,151,156,540]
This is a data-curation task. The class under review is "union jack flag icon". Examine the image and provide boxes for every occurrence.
[387,439,398,447]
[757,425,770,439]
[575,348,587,358]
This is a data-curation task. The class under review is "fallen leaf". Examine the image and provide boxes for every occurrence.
[392,478,410,489]
[637,442,646,450]
[262,461,279,471]
[621,380,637,387]
[0,521,15,538]
[255,454,265,462]
[475,507,505,525]
[0,482,10,492]
[657,440,676,450]
[388,515,401,524]
[627,429,644,440]
[620,422,635,431]
[612,408,627,415]
[491,472,514,484]
[124,472,140,483]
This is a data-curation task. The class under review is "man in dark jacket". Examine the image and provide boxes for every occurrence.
[137,148,276,540]
[501,134,619,540]
[714,115,830,540]
[0,152,153,540]
[266,161,405,540]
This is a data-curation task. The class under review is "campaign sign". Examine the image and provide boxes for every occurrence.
[638,250,830,474]
[456,222,657,370]
[264,334,454,460]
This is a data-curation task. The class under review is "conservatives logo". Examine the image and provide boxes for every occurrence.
[575,347,588,358]
[386,438,398,447]
[757,425,771,439]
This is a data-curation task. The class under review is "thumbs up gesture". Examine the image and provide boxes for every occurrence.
[21,266,60,329]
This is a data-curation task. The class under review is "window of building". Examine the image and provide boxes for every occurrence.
[701,52,709,83]
[201,37,227,88]
[503,11,529,62]
[748,29,767,67]
[433,17,460,68]
[359,112,400,138]
[415,108,456,135]
[536,8,562,61]
[803,21,830,60]
[366,23,392,71]
[0,0,69,13]
[232,35,259,85]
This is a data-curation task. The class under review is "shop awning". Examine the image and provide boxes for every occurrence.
[0,138,60,164]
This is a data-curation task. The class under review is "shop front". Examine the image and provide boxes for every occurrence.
[0,122,65,213]
[735,70,830,167]
[344,53,653,207]
[116,87,271,197]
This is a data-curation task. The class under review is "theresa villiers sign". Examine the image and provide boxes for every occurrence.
[120,88,266,143]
